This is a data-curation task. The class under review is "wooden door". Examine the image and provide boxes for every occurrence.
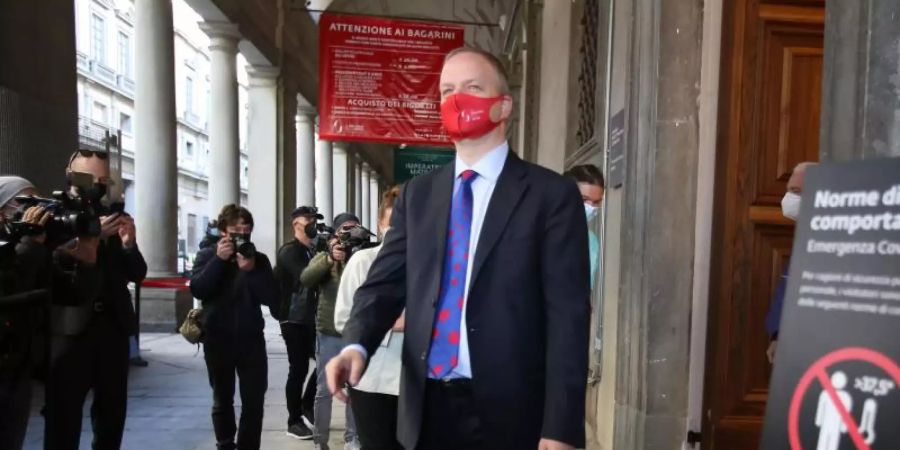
[703,1,824,448]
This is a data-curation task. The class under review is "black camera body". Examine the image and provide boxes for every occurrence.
[14,191,101,246]
[336,225,377,259]
[229,233,256,260]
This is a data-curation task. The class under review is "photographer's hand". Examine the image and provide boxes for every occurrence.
[330,243,347,263]
[99,214,124,239]
[118,215,136,249]
[236,253,255,272]
[216,237,235,261]
[21,206,50,244]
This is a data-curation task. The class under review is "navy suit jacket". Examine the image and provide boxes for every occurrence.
[342,152,591,449]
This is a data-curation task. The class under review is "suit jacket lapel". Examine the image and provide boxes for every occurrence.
[426,164,455,306]
[470,153,529,289]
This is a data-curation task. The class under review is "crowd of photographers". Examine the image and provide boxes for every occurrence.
[0,145,393,450]
[0,149,147,450]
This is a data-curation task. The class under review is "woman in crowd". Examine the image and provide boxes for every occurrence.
[334,186,404,450]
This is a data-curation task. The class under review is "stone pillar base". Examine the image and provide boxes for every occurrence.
[131,279,193,333]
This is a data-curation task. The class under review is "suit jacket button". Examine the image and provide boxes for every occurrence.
[420,352,426,360]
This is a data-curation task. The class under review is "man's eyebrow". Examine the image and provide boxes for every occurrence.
[440,78,479,87]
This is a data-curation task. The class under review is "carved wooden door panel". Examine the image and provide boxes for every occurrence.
[703,1,824,448]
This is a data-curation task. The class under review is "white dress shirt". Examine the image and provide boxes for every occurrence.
[441,141,508,378]
[343,141,509,381]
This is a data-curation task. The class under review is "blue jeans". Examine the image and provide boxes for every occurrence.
[314,332,358,445]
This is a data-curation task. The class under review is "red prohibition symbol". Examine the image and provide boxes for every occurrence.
[788,347,900,450]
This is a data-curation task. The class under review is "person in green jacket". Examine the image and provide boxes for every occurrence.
[300,212,361,450]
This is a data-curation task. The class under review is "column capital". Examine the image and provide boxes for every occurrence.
[361,162,371,171]
[199,21,240,51]
[247,65,280,87]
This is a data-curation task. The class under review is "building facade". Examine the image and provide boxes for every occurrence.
[74,0,249,269]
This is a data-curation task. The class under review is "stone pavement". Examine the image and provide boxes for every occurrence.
[23,315,352,450]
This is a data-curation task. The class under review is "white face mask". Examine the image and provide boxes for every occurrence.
[781,192,802,221]
[584,203,599,221]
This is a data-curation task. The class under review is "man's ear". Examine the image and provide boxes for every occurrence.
[499,95,513,121]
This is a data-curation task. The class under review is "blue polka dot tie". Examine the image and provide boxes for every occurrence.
[428,169,477,378]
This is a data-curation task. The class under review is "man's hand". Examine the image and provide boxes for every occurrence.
[326,348,366,403]
[21,206,50,244]
[538,438,574,450]
[766,339,778,364]
[216,237,235,261]
[65,236,99,265]
[118,215,136,249]
[21,206,51,226]
[99,214,124,239]
[330,243,347,263]
[392,313,405,332]
[236,253,255,272]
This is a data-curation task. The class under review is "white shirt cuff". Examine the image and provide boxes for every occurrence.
[342,344,368,361]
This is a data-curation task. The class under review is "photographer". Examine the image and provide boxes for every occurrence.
[0,176,51,450]
[190,204,277,450]
[300,212,361,450]
[45,149,148,450]
[274,206,323,440]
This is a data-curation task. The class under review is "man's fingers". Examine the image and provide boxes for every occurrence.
[37,209,51,226]
[326,358,345,396]
[333,386,349,403]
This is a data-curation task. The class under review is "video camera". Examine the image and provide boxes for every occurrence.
[9,171,103,248]
[13,192,101,248]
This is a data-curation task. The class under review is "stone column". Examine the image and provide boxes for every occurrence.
[354,160,363,216]
[315,119,334,224]
[536,0,576,173]
[332,142,349,218]
[369,170,380,231]
[820,0,900,160]
[200,22,241,217]
[360,164,371,229]
[134,0,178,277]
[295,105,316,208]
[246,66,280,259]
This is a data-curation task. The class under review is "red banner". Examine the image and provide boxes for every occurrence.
[318,14,464,146]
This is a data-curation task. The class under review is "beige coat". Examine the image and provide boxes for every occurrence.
[334,245,403,396]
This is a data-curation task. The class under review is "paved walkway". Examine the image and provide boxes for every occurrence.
[23,316,351,450]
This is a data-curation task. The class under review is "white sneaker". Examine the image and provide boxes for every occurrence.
[344,440,361,450]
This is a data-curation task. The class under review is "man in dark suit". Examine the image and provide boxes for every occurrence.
[327,47,590,450]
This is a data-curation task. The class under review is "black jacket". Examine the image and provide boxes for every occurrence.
[95,236,147,336]
[273,239,317,325]
[190,247,277,340]
[343,153,591,449]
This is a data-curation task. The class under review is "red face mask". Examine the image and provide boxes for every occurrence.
[440,93,505,142]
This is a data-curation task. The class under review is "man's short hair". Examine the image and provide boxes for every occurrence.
[378,186,401,221]
[217,204,254,231]
[563,164,605,188]
[444,46,510,94]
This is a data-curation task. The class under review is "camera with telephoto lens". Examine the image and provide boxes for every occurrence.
[13,191,101,247]
[336,225,377,259]
[229,233,256,260]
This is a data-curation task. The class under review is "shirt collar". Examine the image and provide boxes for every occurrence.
[454,141,509,183]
